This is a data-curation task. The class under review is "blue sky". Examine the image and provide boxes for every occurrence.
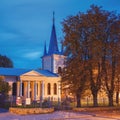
[0,0,120,69]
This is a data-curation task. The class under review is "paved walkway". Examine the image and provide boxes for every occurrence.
[0,109,120,120]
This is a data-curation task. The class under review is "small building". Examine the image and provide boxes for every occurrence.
[0,13,65,103]
[0,68,61,102]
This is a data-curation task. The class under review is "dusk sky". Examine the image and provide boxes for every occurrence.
[0,0,120,69]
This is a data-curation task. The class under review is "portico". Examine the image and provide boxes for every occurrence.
[17,80,44,104]
[0,68,61,103]
[17,70,61,102]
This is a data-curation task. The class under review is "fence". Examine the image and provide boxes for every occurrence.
[1,95,120,110]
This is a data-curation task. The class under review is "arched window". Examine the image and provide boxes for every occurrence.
[58,67,62,74]
[12,82,17,96]
[47,83,51,95]
[22,83,24,96]
[54,83,57,95]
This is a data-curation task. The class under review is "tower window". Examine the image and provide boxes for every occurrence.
[54,83,57,95]
[47,83,51,95]
[58,67,62,74]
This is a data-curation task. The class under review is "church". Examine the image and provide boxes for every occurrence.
[0,14,65,104]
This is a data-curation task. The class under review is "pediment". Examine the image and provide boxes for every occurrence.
[21,70,44,77]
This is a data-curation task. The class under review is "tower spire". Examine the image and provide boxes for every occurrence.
[48,12,59,55]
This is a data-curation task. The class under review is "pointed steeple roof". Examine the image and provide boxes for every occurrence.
[43,41,47,56]
[48,12,59,55]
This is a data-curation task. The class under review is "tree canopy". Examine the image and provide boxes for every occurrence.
[62,5,120,107]
[0,76,11,95]
[0,54,13,68]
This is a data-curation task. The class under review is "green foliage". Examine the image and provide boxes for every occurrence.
[0,76,11,95]
[0,54,13,68]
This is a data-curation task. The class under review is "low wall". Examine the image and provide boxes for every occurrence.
[73,107,120,112]
[9,107,54,115]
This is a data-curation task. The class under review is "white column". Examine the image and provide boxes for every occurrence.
[27,81,30,98]
[20,80,22,97]
[38,82,40,100]
[41,81,44,102]
[34,81,37,101]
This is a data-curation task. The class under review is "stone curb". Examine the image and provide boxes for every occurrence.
[9,107,54,115]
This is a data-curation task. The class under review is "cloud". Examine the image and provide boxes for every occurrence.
[22,51,41,60]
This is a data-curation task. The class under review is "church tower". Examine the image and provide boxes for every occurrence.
[42,13,65,74]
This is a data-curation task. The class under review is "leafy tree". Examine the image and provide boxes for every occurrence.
[0,54,13,67]
[114,57,120,105]
[62,58,89,107]
[0,76,11,106]
[0,54,13,105]
[61,12,89,107]
[87,5,120,106]
[101,14,120,106]
[62,5,120,107]
[80,5,107,106]
[0,76,11,95]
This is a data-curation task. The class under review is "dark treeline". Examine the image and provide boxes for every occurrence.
[0,54,13,68]
[61,5,120,107]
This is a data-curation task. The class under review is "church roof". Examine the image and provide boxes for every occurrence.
[0,67,59,77]
[48,20,59,55]
[0,67,31,76]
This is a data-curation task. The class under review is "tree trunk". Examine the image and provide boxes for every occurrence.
[92,91,98,107]
[116,91,119,105]
[108,92,114,106]
[76,93,81,107]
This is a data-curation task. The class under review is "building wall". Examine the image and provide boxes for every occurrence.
[20,71,61,101]
[4,76,17,96]
[4,76,17,82]
[53,54,65,73]
[2,71,61,102]
[42,56,53,72]
[44,77,61,101]
[42,54,65,74]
